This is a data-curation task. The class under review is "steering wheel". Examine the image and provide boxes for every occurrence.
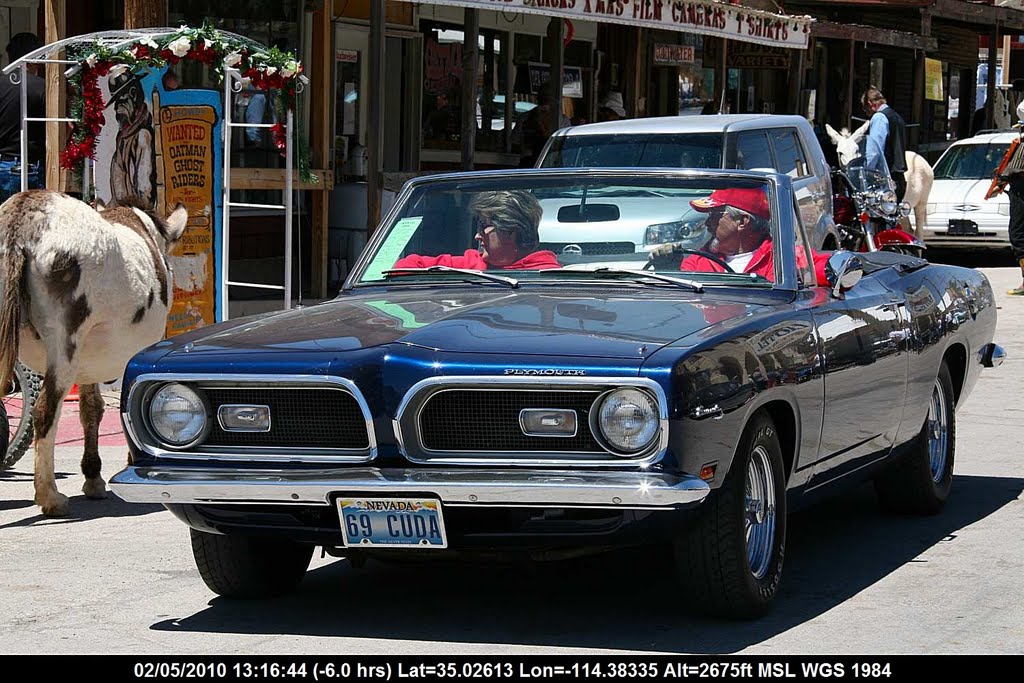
[644,247,736,273]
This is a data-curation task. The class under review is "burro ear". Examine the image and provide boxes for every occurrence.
[850,120,870,142]
[825,124,841,145]
[165,203,188,242]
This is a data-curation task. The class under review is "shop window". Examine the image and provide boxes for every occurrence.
[769,129,809,178]
[421,21,509,154]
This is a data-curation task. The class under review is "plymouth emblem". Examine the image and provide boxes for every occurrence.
[504,368,587,376]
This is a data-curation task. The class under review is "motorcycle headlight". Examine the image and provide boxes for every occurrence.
[881,201,899,215]
[899,202,912,217]
[593,388,660,456]
[147,383,209,447]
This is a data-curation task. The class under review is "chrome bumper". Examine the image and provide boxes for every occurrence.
[109,466,711,510]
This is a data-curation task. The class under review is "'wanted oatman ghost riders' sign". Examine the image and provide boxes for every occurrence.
[93,66,224,337]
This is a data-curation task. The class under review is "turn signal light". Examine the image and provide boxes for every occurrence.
[699,463,718,481]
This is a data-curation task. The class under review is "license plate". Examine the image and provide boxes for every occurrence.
[337,497,447,549]
[948,219,979,236]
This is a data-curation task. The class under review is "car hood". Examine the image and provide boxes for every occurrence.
[931,178,1006,209]
[159,287,771,361]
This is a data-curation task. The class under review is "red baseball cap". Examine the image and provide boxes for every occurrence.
[690,187,770,220]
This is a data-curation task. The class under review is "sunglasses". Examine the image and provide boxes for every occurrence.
[475,217,516,235]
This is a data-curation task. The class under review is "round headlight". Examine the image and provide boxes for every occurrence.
[148,383,208,447]
[594,388,660,455]
[880,201,898,216]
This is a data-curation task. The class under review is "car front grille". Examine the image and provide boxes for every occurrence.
[203,387,369,449]
[396,379,667,466]
[419,389,604,453]
[540,241,637,256]
[127,376,375,462]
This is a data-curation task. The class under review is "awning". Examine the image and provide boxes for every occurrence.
[398,0,814,50]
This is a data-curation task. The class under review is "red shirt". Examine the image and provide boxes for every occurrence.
[680,240,831,286]
[393,249,561,271]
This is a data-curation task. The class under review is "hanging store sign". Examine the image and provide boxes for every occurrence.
[396,0,813,49]
[653,44,695,66]
[726,44,791,69]
[925,58,944,102]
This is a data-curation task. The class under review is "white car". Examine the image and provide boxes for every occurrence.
[923,131,1014,250]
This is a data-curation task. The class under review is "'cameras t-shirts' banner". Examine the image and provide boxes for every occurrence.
[93,67,223,336]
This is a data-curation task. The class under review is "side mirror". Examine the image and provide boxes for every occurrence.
[825,251,864,298]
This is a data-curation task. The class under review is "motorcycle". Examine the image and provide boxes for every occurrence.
[831,162,926,258]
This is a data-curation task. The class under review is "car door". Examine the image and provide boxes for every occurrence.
[809,273,910,483]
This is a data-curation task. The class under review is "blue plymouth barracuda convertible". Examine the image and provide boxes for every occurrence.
[111,169,1003,618]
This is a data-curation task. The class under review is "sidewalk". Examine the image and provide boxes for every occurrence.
[52,390,126,447]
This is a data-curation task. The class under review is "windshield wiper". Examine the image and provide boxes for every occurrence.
[539,267,703,292]
[381,265,519,288]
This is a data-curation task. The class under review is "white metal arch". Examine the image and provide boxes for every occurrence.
[1,29,296,318]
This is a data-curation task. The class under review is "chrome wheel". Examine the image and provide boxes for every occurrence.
[745,445,777,580]
[927,377,950,483]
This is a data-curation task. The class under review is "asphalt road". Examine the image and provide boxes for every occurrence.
[0,262,1021,656]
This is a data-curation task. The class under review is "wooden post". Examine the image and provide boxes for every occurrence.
[787,46,805,116]
[845,39,855,126]
[461,9,479,171]
[1003,34,1012,86]
[911,51,925,148]
[718,38,728,112]
[986,23,999,130]
[546,18,564,136]
[43,0,65,191]
[309,2,331,298]
[367,0,385,232]
[124,0,167,29]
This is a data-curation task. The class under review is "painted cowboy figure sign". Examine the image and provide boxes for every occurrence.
[0,25,305,517]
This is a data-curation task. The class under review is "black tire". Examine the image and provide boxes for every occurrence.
[874,363,955,515]
[190,529,314,598]
[673,412,787,619]
[2,362,41,470]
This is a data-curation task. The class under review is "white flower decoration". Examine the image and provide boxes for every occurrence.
[264,66,277,76]
[109,64,129,78]
[281,60,298,79]
[168,36,191,58]
[224,51,242,67]
[139,36,158,49]
[85,53,97,67]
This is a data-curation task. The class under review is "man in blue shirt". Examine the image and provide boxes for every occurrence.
[862,86,908,201]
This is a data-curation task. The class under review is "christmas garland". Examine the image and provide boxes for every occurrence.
[61,23,316,183]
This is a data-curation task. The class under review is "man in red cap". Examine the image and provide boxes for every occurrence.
[651,186,830,286]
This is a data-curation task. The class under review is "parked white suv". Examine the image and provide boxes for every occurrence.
[922,131,1014,250]
[535,114,839,252]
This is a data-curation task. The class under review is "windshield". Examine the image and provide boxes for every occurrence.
[351,174,796,288]
[539,133,724,169]
[932,143,1011,180]
[843,159,895,194]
